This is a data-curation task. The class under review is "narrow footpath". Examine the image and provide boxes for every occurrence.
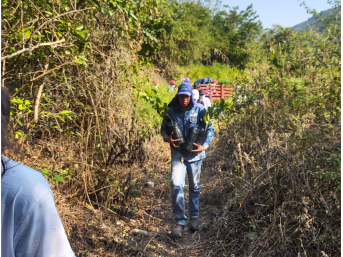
[56,141,224,256]
[127,155,222,256]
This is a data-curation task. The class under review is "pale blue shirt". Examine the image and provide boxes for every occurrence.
[1,157,75,257]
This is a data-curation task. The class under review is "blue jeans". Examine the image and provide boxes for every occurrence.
[170,158,202,226]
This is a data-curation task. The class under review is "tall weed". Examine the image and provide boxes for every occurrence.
[203,8,341,256]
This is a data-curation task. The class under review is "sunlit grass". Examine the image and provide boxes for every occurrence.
[177,62,245,85]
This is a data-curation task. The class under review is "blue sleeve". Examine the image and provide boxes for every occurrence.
[13,190,75,257]
[1,159,75,257]
[202,124,214,149]
[161,116,170,142]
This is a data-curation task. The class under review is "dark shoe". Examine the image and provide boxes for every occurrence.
[190,218,199,231]
[171,224,184,237]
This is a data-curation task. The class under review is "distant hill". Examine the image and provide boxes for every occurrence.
[291,7,341,32]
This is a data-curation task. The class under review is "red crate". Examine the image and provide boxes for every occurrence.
[197,84,234,102]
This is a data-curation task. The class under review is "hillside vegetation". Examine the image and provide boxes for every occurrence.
[292,7,341,32]
[1,0,341,256]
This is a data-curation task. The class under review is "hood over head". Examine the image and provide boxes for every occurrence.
[168,83,197,107]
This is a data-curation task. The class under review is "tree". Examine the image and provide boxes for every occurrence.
[210,4,262,67]
[139,0,213,67]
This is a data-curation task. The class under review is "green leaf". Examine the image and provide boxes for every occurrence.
[56,115,65,122]
[130,11,138,21]
[207,106,215,119]
[53,173,65,183]
[74,131,82,137]
[78,55,88,62]
[53,126,63,132]
[60,110,73,115]
[77,30,89,39]
[11,98,23,104]
[109,0,117,7]
[142,29,158,42]
[15,131,24,138]
[41,168,51,177]
[76,25,84,31]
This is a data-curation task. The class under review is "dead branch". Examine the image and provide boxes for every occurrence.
[30,61,76,82]
[130,229,152,236]
[214,48,231,64]
[33,82,45,122]
[1,39,65,60]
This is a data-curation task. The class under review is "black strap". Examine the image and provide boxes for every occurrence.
[1,157,6,177]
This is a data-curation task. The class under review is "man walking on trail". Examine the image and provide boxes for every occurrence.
[193,78,213,89]
[161,83,215,237]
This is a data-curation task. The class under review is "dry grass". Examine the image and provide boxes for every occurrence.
[198,109,341,256]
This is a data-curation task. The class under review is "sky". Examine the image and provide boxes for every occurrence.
[220,0,334,29]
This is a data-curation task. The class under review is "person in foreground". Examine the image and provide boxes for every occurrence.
[1,87,75,257]
[161,83,215,237]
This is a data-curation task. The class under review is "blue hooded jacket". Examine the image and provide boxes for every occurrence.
[161,84,215,162]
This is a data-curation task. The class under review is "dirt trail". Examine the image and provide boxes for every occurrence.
[57,145,223,256]
[123,154,222,257]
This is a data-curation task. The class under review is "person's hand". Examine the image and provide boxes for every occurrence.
[167,132,180,148]
[191,143,206,153]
